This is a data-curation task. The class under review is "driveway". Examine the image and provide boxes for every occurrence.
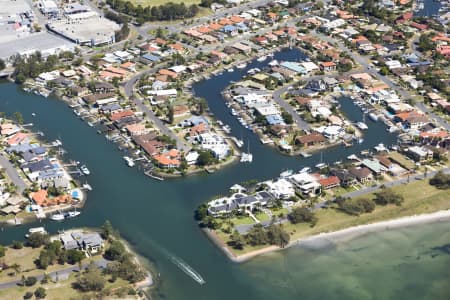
[0,153,27,193]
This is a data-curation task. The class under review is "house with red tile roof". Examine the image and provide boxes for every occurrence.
[396,12,413,24]
[125,123,150,136]
[6,132,29,146]
[320,61,337,72]
[318,176,340,190]
[410,22,428,31]
[159,69,178,79]
[153,150,181,169]
[110,110,135,121]
[30,189,48,206]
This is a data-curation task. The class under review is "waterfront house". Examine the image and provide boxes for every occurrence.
[71,232,104,254]
[361,159,385,175]
[263,178,296,200]
[318,176,340,190]
[406,146,433,163]
[288,172,321,197]
[0,123,20,136]
[296,133,326,148]
[331,169,356,187]
[6,132,29,146]
[349,167,373,184]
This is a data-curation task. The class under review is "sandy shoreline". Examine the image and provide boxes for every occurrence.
[207,210,450,263]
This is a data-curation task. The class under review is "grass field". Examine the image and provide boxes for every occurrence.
[217,179,450,256]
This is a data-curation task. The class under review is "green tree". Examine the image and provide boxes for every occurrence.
[34,287,46,299]
[168,105,174,124]
[0,244,5,257]
[75,262,106,292]
[245,224,268,246]
[105,240,126,261]
[27,233,50,248]
[266,224,290,248]
[228,231,245,250]
[0,59,5,70]
[10,263,21,275]
[101,220,114,239]
[66,249,85,264]
[13,112,24,125]
[374,188,404,206]
[197,150,215,166]
[288,207,317,226]
[281,111,293,124]
[11,240,23,249]
[23,291,33,299]
[24,276,37,286]
[429,171,450,189]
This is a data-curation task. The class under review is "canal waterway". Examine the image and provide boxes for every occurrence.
[0,47,448,299]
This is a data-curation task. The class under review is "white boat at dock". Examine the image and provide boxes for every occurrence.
[26,227,47,237]
[227,68,234,72]
[50,213,65,221]
[231,137,243,147]
[280,169,293,178]
[257,55,267,62]
[80,165,90,175]
[315,162,328,169]
[299,167,311,173]
[123,156,135,167]
[356,122,368,130]
[82,183,92,191]
[368,113,379,122]
[299,152,312,158]
[236,63,247,69]
[222,125,231,134]
[65,210,81,219]
[268,59,279,66]
[387,126,399,133]
[347,154,359,160]
[374,143,387,152]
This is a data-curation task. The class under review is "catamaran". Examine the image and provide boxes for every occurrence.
[240,141,253,163]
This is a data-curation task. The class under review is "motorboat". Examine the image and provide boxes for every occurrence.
[299,167,311,173]
[50,213,65,221]
[236,63,247,69]
[123,156,135,167]
[357,122,368,130]
[368,113,379,122]
[65,211,81,219]
[26,227,47,238]
[374,143,387,152]
[268,59,279,66]
[80,165,90,175]
[257,55,267,62]
[280,169,293,178]
[387,126,399,133]
[227,68,234,72]
[315,162,328,169]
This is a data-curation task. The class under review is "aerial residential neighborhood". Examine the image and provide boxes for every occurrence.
[0,0,448,299]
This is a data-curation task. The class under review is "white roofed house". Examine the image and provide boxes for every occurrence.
[262,178,295,200]
[196,133,230,160]
[288,172,321,197]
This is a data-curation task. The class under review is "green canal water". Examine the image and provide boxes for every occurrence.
[0,48,448,299]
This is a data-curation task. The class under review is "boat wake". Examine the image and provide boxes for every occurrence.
[169,255,206,285]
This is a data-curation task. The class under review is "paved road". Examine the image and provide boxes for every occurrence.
[272,85,311,131]
[0,153,27,193]
[0,258,108,290]
[315,31,450,131]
